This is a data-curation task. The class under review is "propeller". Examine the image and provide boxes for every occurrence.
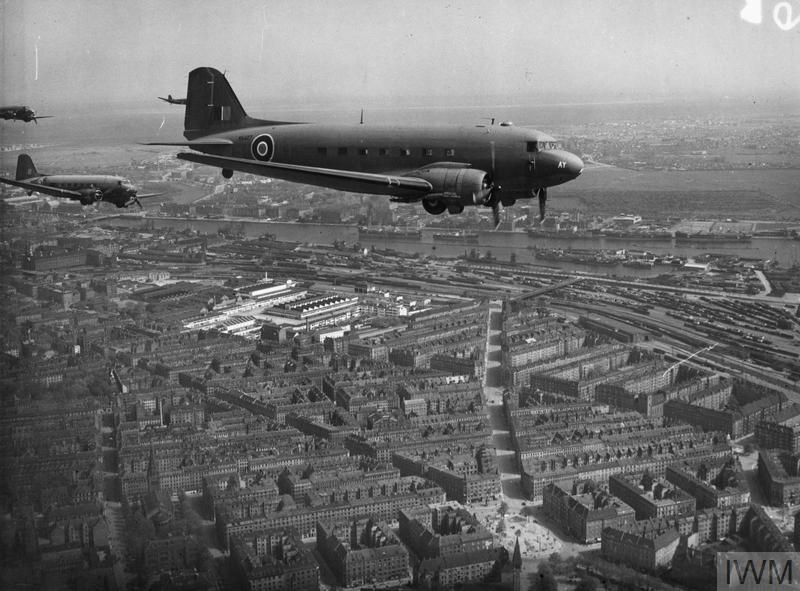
[475,141,502,229]
[537,187,548,222]
[470,141,502,228]
[128,190,162,208]
[489,142,502,229]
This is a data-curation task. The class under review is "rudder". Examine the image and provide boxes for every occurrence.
[16,154,38,180]
[184,67,249,140]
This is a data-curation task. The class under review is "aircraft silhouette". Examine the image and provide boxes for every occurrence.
[150,67,583,225]
[158,94,187,105]
[0,154,162,208]
[0,105,53,124]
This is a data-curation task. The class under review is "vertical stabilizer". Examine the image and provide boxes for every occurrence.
[184,67,250,140]
[16,154,39,180]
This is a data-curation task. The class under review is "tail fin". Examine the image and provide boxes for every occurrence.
[16,154,38,180]
[184,67,253,140]
[183,67,296,140]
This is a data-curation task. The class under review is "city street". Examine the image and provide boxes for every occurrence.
[103,501,134,590]
[480,301,592,577]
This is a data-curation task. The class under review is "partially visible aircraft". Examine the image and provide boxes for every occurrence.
[0,154,162,208]
[158,95,187,105]
[0,105,53,124]
[149,67,583,225]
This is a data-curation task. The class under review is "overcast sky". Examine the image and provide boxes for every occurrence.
[2,0,798,109]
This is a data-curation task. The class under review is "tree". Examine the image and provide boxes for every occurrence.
[574,577,598,591]
[548,552,564,573]
[498,501,509,517]
[521,505,537,517]
[530,563,558,591]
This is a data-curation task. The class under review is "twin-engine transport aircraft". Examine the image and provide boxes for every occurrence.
[0,105,53,124]
[158,94,187,105]
[150,67,583,225]
[0,154,161,208]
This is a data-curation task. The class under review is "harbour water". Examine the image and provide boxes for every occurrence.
[104,215,800,275]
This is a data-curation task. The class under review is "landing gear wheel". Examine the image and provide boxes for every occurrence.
[222,168,234,179]
[422,200,447,215]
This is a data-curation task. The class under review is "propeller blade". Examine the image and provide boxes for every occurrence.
[134,196,143,209]
[474,186,492,205]
[538,188,548,222]
[492,203,501,230]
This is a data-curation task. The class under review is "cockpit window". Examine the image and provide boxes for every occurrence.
[539,141,561,150]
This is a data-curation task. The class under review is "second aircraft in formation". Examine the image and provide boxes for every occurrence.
[0,154,161,208]
[0,105,53,124]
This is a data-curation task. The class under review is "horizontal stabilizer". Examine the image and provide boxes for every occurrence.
[176,152,432,198]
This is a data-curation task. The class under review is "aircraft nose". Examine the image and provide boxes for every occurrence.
[567,153,584,177]
[554,150,583,178]
[530,150,584,188]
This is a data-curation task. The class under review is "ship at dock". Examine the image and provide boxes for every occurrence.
[674,231,752,243]
[601,230,673,241]
[530,246,620,266]
[432,231,480,244]
[622,259,655,269]
[527,228,593,239]
[358,226,422,240]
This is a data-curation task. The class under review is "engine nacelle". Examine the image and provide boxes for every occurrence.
[416,168,491,206]
[79,189,102,206]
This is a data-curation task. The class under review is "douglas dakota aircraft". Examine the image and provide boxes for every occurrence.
[150,67,583,225]
[0,105,53,124]
[0,154,161,208]
[158,94,187,105]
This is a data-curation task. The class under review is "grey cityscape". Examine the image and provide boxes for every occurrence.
[1,2,799,591]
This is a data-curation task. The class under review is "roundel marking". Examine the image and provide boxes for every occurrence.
[250,134,275,162]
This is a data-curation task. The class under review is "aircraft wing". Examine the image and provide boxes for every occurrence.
[135,192,164,199]
[0,177,83,199]
[144,139,234,147]
[176,152,433,198]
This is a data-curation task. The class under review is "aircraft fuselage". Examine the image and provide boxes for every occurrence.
[1,106,34,122]
[156,66,583,220]
[22,175,136,204]
[195,122,582,201]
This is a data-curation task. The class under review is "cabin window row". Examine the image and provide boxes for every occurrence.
[317,147,457,158]
[527,141,560,152]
